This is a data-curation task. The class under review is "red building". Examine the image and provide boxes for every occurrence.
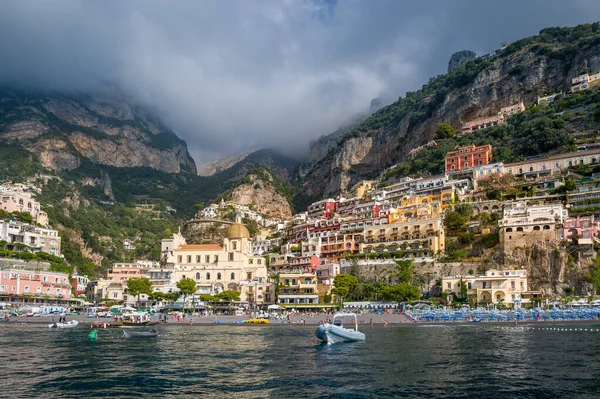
[445,144,493,173]
[307,199,337,219]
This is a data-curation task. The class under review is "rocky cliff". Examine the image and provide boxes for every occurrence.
[448,50,476,72]
[226,172,292,220]
[303,25,600,199]
[0,89,197,174]
[198,151,256,176]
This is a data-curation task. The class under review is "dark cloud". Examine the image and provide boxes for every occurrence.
[0,1,599,164]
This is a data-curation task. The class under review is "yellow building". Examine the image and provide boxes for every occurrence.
[277,273,319,305]
[442,269,531,308]
[350,180,376,198]
[161,221,274,305]
[397,187,455,212]
[362,203,445,258]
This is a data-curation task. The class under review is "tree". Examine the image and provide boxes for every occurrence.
[217,290,241,302]
[162,228,173,239]
[126,277,153,308]
[394,260,414,283]
[444,211,470,233]
[477,172,518,201]
[176,278,198,308]
[380,283,420,303]
[436,123,456,139]
[332,274,358,305]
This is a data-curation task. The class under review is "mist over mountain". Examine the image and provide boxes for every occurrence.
[2,1,600,164]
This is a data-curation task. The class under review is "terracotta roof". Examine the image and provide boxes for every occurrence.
[179,244,223,251]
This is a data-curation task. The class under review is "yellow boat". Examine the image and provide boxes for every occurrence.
[246,318,269,324]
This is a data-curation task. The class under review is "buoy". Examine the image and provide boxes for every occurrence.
[88,330,97,341]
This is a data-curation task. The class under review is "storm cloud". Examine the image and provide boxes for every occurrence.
[1,0,600,164]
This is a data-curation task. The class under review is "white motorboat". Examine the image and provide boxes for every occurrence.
[48,320,79,329]
[315,313,365,344]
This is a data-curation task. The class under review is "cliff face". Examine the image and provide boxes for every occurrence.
[227,174,292,220]
[0,90,197,174]
[303,30,600,199]
[448,50,476,72]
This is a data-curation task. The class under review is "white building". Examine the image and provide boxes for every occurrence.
[0,221,61,255]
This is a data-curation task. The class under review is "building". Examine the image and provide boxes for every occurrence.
[361,211,444,259]
[563,216,600,241]
[349,180,376,198]
[107,263,148,284]
[504,149,600,179]
[162,220,274,306]
[0,268,71,299]
[461,115,504,135]
[500,101,525,117]
[442,269,530,307]
[0,186,48,227]
[277,272,319,305]
[0,221,61,255]
[408,140,437,159]
[71,272,90,296]
[537,92,562,105]
[499,202,566,251]
[473,162,505,182]
[571,72,600,92]
[445,144,493,173]
[251,236,282,255]
[307,199,336,219]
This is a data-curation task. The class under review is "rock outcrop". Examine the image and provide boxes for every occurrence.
[227,174,292,220]
[448,50,476,72]
[0,90,197,174]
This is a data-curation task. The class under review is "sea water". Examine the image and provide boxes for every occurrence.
[1,323,599,398]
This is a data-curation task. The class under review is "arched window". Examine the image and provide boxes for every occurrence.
[506,228,513,232]
[206,272,210,280]
[230,272,235,280]
[196,272,200,279]
[516,227,524,232]
[232,241,237,250]
[217,272,222,280]
[543,225,551,230]
[533,226,541,231]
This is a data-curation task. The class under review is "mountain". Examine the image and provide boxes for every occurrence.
[0,88,196,174]
[198,151,256,176]
[303,23,600,198]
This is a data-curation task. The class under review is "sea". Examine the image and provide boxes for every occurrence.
[0,323,599,398]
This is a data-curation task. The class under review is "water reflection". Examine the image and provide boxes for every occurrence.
[0,324,599,398]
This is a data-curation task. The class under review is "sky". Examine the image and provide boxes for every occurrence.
[1,0,600,166]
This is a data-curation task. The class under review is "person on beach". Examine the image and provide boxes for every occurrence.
[370,318,373,327]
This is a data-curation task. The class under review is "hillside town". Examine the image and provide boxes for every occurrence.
[2,73,600,314]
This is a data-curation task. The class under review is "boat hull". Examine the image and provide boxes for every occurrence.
[48,320,79,329]
[122,329,158,338]
[315,324,365,344]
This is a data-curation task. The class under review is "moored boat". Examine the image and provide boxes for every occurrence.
[48,320,79,329]
[121,329,158,338]
[315,313,365,344]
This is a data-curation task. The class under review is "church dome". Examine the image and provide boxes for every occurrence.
[227,223,250,239]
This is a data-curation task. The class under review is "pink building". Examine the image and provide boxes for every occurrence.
[107,263,146,284]
[0,189,48,227]
[0,268,71,298]
[461,115,504,135]
[563,216,600,240]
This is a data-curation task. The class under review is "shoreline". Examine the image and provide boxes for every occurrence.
[6,314,600,328]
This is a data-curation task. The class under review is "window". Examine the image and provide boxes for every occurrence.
[196,255,201,263]
[506,228,513,232]
[178,256,182,263]
[187,256,192,263]
[206,273,211,280]
[232,241,237,250]
[247,272,252,280]
[228,252,234,261]
[205,255,210,263]
[113,293,118,298]
[511,281,515,289]
[24,286,30,293]
[230,272,235,280]
[249,259,254,264]
[257,259,261,264]
[196,272,200,280]
[217,273,221,280]
[214,255,218,262]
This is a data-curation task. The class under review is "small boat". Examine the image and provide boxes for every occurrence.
[315,313,365,344]
[121,329,158,338]
[48,320,79,329]
[121,320,150,328]
[245,318,270,324]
